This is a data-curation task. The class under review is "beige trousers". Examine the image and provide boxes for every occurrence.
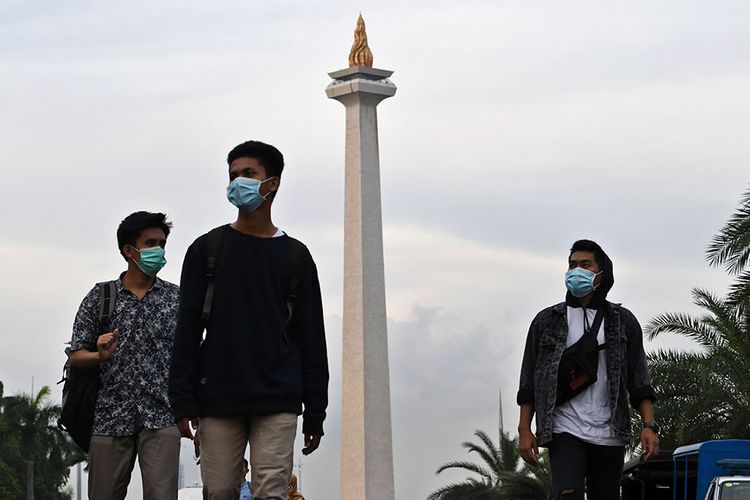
[87,425,180,500]
[199,413,298,500]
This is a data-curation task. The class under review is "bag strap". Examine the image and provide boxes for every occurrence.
[96,280,117,328]
[285,237,307,322]
[582,307,605,346]
[202,226,226,320]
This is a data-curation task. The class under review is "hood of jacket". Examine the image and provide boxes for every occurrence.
[566,240,614,309]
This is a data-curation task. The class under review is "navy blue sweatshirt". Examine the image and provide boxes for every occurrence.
[169,226,329,435]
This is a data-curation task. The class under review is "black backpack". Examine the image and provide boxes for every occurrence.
[58,280,117,452]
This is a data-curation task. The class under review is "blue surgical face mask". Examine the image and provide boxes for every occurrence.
[226,177,274,213]
[565,267,602,298]
[132,246,167,277]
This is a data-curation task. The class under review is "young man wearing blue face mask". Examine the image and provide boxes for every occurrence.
[169,140,329,500]
[68,211,181,499]
[516,239,659,500]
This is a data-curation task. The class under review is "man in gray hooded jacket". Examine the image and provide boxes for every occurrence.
[517,239,659,499]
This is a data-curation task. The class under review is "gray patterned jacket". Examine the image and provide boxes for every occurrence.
[516,301,656,447]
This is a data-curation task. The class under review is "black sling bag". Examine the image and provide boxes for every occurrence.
[555,307,606,406]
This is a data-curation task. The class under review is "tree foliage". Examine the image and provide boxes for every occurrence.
[643,186,750,448]
[0,381,82,500]
[706,187,750,305]
[428,430,552,500]
[644,289,750,446]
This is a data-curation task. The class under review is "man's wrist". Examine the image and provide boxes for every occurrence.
[642,421,660,434]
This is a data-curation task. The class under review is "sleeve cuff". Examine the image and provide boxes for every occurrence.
[171,400,200,420]
[516,388,534,406]
[302,417,324,436]
[629,386,656,409]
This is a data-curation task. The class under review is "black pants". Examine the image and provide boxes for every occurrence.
[548,432,625,500]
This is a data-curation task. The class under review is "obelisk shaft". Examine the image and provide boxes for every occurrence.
[327,67,396,500]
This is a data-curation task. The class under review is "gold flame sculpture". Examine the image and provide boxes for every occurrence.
[348,14,373,68]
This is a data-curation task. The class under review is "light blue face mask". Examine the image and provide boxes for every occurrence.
[565,267,601,298]
[133,246,166,277]
[226,177,274,213]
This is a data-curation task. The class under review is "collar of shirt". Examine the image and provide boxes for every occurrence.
[116,272,164,295]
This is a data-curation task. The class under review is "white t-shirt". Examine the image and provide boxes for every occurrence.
[552,306,626,446]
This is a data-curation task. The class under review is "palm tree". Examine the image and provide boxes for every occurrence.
[706,187,750,305]
[629,349,714,450]
[645,288,750,444]
[428,430,551,500]
[0,382,25,499]
[497,459,552,500]
[1,384,82,500]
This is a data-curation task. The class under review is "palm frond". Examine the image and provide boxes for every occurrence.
[462,434,503,476]
[436,460,493,482]
[496,470,549,500]
[427,480,498,500]
[692,289,743,341]
[706,187,750,274]
[645,311,723,347]
[32,385,51,407]
[499,431,521,472]
[470,430,504,471]
[728,270,750,307]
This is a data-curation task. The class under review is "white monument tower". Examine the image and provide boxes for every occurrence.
[326,15,396,500]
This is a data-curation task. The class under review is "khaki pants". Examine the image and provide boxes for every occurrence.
[200,413,298,500]
[88,425,180,500]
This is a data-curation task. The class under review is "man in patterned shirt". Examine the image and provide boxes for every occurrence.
[69,211,181,500]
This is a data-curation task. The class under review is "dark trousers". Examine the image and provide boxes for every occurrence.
[548,432,625,500]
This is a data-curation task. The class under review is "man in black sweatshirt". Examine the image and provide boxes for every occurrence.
[169,140,329,500]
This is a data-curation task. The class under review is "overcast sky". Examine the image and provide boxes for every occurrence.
[1,1,749,499]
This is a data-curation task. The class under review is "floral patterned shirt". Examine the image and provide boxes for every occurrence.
[70,276,180,436]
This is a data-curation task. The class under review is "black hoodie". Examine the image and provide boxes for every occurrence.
[565,241,614,310]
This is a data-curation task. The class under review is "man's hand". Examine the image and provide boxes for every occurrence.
[97,328,120,361]
[637,400,659,461]
[519,428,539,466]
[302,434,322,456]
[640,428,660,461]
[178,417,200,440]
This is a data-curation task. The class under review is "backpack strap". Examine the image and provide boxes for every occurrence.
[285,237,307,322]
[202,226,226,321]
[200,227,307,323]
[96,280,117,329]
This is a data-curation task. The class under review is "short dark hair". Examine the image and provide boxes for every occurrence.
[569,239,605,270]
[242,458,248,468]
[116,211,172,258]
[227,140,284,178]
